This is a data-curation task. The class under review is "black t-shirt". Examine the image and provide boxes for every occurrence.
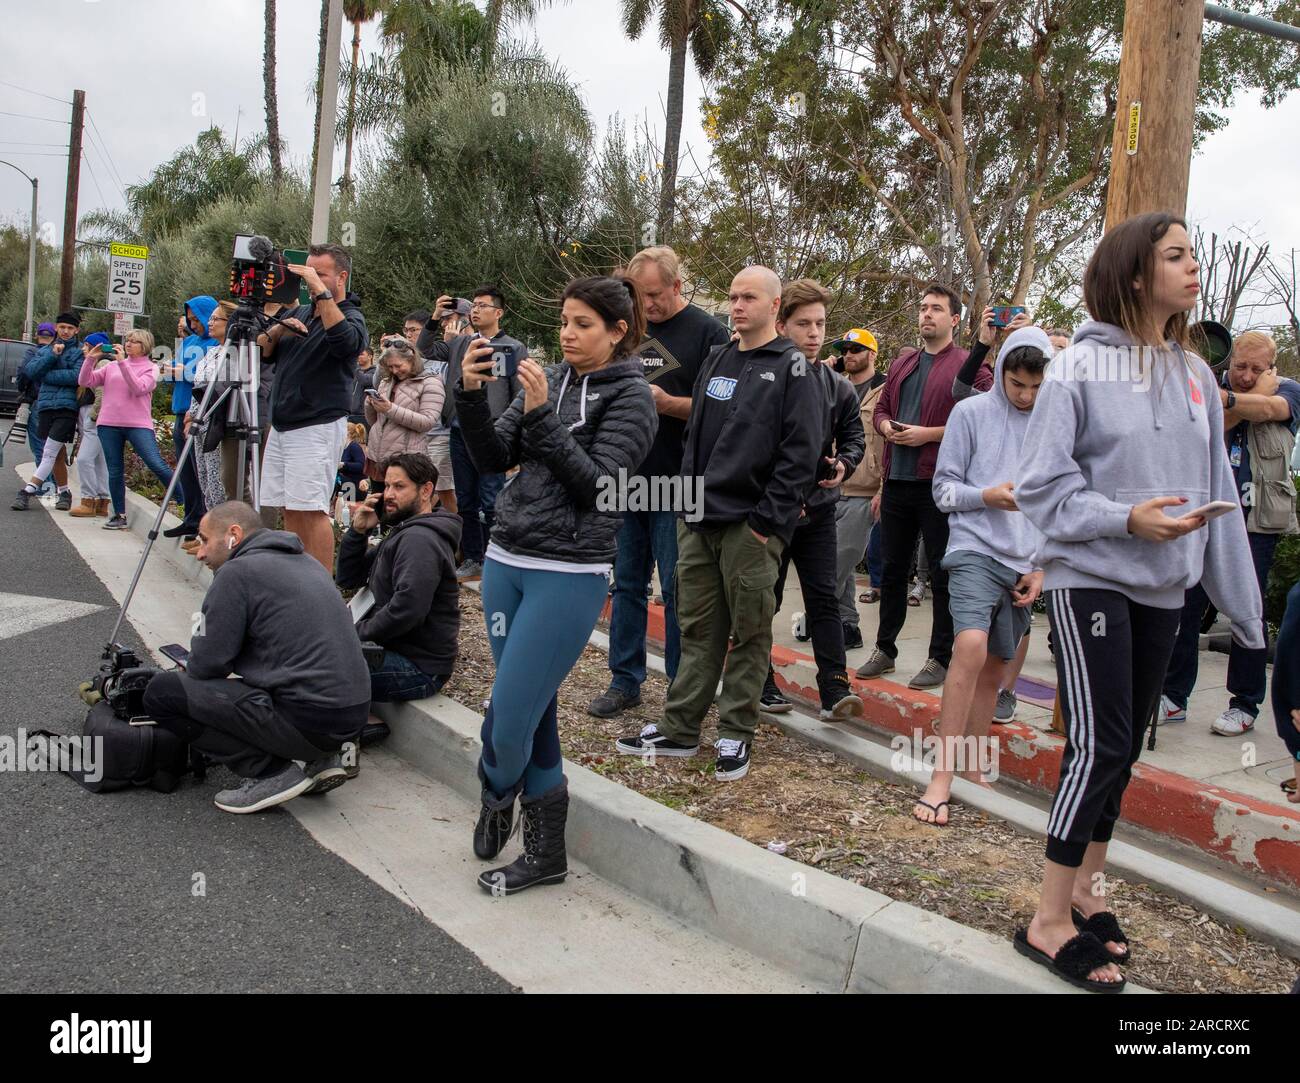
[691,346,755,472]
[636,303,730,479]
[889,351,934,481]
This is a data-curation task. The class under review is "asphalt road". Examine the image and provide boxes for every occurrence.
[0,444,513,993]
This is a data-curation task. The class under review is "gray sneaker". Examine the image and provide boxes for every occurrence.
[302,753,348,795]
[10,489,31,511]
[455,559,483,580]
[102,514,129,530]
[54,489,72,511]
[908,659,948,690]
[855,648,895,679]
[993,688,1017,723]
[213,762,313,814]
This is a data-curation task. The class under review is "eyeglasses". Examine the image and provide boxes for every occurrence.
[470,302,498,310]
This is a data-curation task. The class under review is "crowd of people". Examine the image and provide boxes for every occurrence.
[8,217,1300,992]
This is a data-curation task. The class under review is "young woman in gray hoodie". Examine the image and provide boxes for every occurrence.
[1013,212,1263,991]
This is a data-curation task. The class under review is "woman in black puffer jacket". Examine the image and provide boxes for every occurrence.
[455,275,656,896]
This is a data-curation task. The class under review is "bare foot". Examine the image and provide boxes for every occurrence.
[1071,889,1128,959]
[1027,912,1123,984]
[913,780,951,825]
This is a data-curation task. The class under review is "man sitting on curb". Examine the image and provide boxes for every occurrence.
[335,452,462,754]
[143,500,371,814]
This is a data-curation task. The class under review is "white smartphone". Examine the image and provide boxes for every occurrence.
[1179,500,1238,522]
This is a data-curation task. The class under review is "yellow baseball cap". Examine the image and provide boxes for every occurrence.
[831,328,878,353]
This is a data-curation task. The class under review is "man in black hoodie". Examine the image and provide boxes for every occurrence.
[336,452,462,743]
[142,501,371,814]
[615,266,822,781]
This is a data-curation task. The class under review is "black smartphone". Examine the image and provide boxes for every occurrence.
[490,342,519,379]
[889,419,906,432]
[159,643,190,669]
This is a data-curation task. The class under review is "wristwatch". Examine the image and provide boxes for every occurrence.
[1226,390,1237,410]
[313,289,333,304]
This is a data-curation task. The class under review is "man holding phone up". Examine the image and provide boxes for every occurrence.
[417,286,525,580]
[857,283,991,690]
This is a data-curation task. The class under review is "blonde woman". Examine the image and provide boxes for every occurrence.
[364,337,443,494]
[78,329,172,530]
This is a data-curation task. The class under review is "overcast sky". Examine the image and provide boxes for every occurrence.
[2,0,1297,310]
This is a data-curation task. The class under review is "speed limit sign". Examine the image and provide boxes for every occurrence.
[107,241,148,314]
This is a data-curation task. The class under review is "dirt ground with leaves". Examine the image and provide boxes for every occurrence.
[441,591,1297,994]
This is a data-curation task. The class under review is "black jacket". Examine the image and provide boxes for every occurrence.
[417,321,524,427]
[453,358,657,564]
[804,362,866,515]
[682,336,824,545]
[269,292,369,431]
[335,510,462,677]
[348,362,377,422]
[188,530,370,731]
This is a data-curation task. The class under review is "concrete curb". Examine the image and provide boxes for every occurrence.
[611,599,1300,891]
[377,692,1094,993]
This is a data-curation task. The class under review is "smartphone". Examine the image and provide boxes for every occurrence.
[889,420,907,432]
[363,388,380,398]
[1179,500,1239,522]
[490,343,519,379]
[990,305,1026,328]
[159,642,190,669]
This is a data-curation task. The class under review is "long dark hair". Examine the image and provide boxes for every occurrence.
[560,275,646,361]
[1084,212,1192,348]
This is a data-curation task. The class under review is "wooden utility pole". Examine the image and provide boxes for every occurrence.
[1104,0,1204,229]
[58,89,86,313]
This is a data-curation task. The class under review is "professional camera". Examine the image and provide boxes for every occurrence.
[79,642,158,721]
[229,234,301,305]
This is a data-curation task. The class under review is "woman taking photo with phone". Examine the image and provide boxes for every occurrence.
[364,336,443,496]
[455,275,656,897]
[78,329,174,531]
[1015,212,1263,991]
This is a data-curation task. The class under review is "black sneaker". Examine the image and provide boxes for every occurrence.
[587,687,641,718]
[11,489,31,511]
[53,489,72,511]
[819,683,863,722]
[843,623,864,650]
[714,738,750,781]
[759,675,792,714]
[614,723,698,757]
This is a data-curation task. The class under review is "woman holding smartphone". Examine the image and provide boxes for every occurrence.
[364,337,443,495]
[455,276,656,896]
[1014,212,1263,990]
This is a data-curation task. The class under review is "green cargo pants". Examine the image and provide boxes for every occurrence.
[657,519,785,744]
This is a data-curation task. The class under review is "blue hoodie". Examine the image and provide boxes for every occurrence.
[1015,320,1263,648]
[170,295,218,415]
[933,326,1051,575]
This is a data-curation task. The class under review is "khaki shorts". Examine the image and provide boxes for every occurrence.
[427,433,455,492]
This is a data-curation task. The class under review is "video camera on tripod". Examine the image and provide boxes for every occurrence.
[230,234,301,306]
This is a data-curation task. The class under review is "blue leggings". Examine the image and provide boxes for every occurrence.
[97,425,174,516]
[479,558,610,797]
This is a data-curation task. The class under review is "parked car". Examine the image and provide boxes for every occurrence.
[0,337,33,418]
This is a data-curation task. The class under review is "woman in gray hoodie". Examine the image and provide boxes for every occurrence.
[1013,212,1263,991]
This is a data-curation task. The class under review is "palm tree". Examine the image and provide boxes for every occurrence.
[310,0,330,185]
[264,0,283,186]
[483,0,568,61]
[341,0,384,198]
[621,0,735,241]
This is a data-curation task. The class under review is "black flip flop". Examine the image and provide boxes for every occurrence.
[913,798,949,827]
[1071,907,1131,964]
[1282,778,1296,795]
[1014,928,1126,993]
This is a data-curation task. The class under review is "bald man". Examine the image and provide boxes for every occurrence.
[143,500,371,814]
[616,265,822,781]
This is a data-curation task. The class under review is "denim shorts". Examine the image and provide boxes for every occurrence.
[942,549,1031,660]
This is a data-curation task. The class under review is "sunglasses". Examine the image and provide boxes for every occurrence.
[843,345,869,355]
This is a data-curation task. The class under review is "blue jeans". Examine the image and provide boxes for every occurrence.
[479,558,610,796]
[369,650,447,702]
[608,509,681,694]
[450,425,505,563]
[97,424,174,516]
[1163,529,1278,717]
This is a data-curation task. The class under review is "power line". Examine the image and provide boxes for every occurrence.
[0,109,69,124]
[0,149,67,157]
[80,150,109,211]
[85,110,127,197]
[82,119,127,205]
[0,140,66,147]
[0,79,72,105]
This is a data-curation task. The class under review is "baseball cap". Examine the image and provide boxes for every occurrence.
[442,298,472,318]
[36,322,56,337]
[84,332,113,351]
[830,328,878,353]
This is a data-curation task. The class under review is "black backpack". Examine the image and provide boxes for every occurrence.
[36,701,207,794]
[15,368,38,405]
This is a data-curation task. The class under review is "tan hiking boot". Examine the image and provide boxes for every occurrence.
[68,499,98,518]
[94,498,110,516]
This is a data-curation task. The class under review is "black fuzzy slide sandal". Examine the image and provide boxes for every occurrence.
[1014,928,1126,993]
[1071,907,1131,964]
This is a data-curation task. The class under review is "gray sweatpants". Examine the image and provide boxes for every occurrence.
[835,496,873,627]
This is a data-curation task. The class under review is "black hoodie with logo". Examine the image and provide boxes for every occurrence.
[681,335,823,545]
[187,530,370,732]
[335,509,463,677]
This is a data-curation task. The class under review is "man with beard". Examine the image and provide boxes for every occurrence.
[335,452,463,749]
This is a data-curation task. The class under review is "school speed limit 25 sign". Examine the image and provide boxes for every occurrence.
[107,241,148,314]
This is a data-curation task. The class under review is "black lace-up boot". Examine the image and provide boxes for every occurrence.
[477,778,568,895]
[473,760,520,860]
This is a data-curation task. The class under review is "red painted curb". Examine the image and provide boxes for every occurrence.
[598,598,1300,890]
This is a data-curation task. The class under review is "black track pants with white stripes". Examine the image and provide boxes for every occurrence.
[1045,588,1181,867]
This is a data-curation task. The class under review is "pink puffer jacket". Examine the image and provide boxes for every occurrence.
[364,371,444,463]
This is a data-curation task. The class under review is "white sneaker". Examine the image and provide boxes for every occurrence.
[1156,695,1186,725]
[1211,706,1255,736]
